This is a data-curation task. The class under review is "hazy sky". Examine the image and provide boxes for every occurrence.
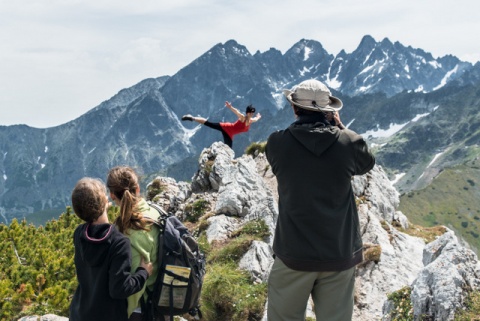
[1,0,479,128]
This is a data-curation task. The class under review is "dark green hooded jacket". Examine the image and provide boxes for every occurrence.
[266,121,375,271]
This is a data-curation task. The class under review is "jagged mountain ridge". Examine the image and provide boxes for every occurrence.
[1,35,479,223]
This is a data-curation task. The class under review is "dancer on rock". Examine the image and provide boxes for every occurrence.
[181,101,261,148]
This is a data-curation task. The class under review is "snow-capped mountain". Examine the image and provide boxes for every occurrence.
[1,35,479,223]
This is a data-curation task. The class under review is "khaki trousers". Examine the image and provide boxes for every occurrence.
[267,257,355,321]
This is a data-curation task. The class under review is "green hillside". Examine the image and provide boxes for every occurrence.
[399,161,480,253]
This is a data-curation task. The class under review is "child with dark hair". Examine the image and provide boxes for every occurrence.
[181,101,262,148]
[69,177,153,321]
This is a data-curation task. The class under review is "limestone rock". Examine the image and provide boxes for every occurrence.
[410,231,480,320]
[238,240,274,283]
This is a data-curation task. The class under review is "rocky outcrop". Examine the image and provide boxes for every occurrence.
[162,142,480,320]
[410,231,480,320]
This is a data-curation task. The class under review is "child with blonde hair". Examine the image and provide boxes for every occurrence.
[107,166,162,321]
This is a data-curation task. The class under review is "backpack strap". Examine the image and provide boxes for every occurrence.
[141,202,168,321]
[147,201,170,218]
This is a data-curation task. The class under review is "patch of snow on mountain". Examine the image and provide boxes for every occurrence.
[233,46,249,57]
[414,85,426,93]
[358,84,373,93]
[36,156,46,169]
[428,60,441,69]
[411,53,427,64]
[345,118,355,128]
[404,65,410,73]
[184,125,201,139]
[362,122,408,138]
[359,62,377,75]
[428,151,444,167]
[327,78,342,90]
[416,171,425,182]
[411,112,430,122]
[299,66,312,77]
[433,65,459,90]
[370,142,387,149]
[45,146,48,153]
[391,172,405,185]
[363,49,374,65]
[304,47,312,61]
[3,173,6,181]
[327,62,342,90]
[272,92,285,110]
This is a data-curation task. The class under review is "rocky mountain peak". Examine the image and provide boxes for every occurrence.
[357,34,377,52]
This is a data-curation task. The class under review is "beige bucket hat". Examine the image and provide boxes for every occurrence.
[283,79,343,112]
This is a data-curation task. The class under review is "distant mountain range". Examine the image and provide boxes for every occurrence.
[1,35,480,223]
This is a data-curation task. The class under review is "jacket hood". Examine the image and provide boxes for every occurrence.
[288,122,340,157]
[78,223,115,267]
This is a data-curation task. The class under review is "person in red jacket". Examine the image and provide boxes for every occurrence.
[181,101,261,148]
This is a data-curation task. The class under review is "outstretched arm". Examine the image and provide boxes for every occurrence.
[251,113,262,123]
[225,101,245,121]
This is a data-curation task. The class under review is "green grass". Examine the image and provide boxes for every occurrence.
[245,141,267,158]
[399,163,480,253]
[455,290,480,320]
[386,286,413,320]
[184,198,210,223]
[197,219,271,320]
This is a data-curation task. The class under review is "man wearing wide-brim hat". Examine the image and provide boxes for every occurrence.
[265,79,375,321]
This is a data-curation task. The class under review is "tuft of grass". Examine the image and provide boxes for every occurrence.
[399,224,447,244]
[201,263,267,321]
[231,219,270,239]
[386,286,413,320]
[184,198,210,223]
[245,141,267,158]
[363,243,382,264]
[204,159,215,174]
[208,236,255,265]
[146,178,165,201]
[454,290,480,320]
